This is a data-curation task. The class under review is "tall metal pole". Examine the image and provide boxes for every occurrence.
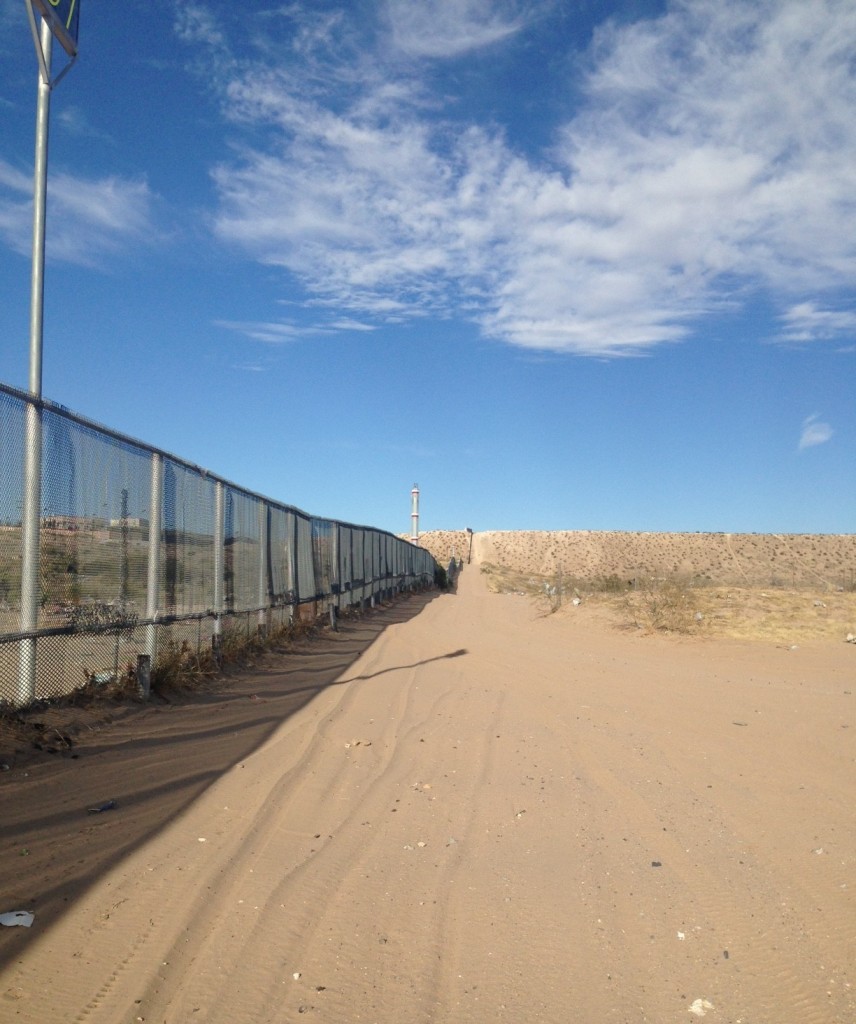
[18,16,53,703]
[410,483,419,544]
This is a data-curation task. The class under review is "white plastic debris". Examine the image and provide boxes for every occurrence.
[0,911,34,928]
[688,998,714,1017]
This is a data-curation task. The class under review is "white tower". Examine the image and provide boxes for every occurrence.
[410,483,420,543]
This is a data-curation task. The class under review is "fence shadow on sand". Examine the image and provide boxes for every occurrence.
[0,589,445,969]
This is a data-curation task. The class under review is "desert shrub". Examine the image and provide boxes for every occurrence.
[151,637,218,691]
[591,574,628,594]
[621,577,707,634]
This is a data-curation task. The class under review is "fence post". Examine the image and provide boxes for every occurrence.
[290,511,299,625]
[18,400,42,704]
[136,653,151,699]
[213,481,225,658]
[258,501,268,635]
[145,453,162,667]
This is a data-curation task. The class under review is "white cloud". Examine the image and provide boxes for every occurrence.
[777,302,856,344]
[204,0,856,356]
[386,0,528,58]
[215,316,370,343]
[798,414,833,452]
[174,4,226,50]
[0,159,157,266]
[215,319,317,344]
[56,106,112,142]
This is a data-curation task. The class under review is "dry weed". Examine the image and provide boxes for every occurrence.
[483,561,856,642]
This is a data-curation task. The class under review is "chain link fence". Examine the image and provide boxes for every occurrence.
[0,382,436,705]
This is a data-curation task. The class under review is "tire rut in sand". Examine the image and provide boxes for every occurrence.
[142,645,469,1024]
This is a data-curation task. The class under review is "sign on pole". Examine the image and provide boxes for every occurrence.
[31,0,79,57]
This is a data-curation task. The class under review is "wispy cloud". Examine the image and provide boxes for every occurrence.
[215,319,318,344]
[386,0,529,58]
[0,159,158,266]
[215,316,371,343]
[777,302,856,344]
[56,106,113,142]
[798,414,833,452]
[216,310,379,342]
[174,4,227,51]
[188,0,856,356]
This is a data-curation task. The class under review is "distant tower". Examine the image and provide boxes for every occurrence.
[410,483,420,543]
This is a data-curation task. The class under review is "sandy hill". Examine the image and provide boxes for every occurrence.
[413,529,856,590]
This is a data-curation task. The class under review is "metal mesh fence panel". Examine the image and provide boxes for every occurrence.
[351,530,366,586]
[40,410,152,622]
[268,506,296,604]
[294,514,316,601]
[0,391,24,638]
[311,518,336,597]
[223,487,263,613]
[0,383,437,704]
[338,526,352,599]
[162,458,216,616]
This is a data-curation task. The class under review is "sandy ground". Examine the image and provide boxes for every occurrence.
[1,554,854,1023]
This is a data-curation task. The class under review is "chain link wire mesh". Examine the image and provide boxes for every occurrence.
[0,383,437,705]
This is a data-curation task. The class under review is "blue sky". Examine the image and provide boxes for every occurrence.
[1,0,854,535]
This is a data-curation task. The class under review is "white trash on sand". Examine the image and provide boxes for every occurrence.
[0,910,34,927]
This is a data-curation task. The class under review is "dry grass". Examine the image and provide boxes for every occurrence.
[151,614,324,693]
[481,562,856,642]
[696,587,856,643]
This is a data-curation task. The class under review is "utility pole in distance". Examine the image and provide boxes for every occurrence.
[409,485,419,544]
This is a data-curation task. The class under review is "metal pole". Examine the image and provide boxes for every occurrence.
[145,453,162,666]
[213,482,225,655]
[257,501,268,633]
[18,17,53,703]
[410,483,419,543]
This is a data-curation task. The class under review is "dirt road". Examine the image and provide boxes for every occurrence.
[1,563,854,1023]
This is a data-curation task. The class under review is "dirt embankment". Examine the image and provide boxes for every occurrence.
[415,529,856,589]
